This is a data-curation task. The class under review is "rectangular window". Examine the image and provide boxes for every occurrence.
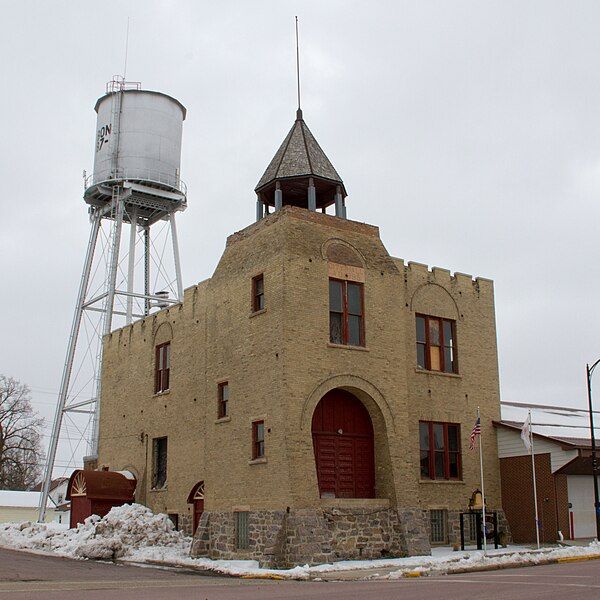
[467,512,478,542]
[152,437,168,489]
[415,315,457,373]
[218,382,229,419]
[252,274,264,312]
[168,513,179,531]
[430,509,448,544]
[252,420,265,459]
[419,421,461,480]
[154,342,171,393]
[329,279,365,347]
[235,511,249,549]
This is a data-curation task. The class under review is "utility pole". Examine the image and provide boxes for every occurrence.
[586,360,600,540]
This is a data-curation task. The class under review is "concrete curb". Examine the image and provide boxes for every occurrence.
[556,553,600,563]
[402,552,600,578]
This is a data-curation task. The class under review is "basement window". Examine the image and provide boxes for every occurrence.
[235,511,249,549]
[152,437,168,489]
[430,509,448,544]
[168,513,179,531]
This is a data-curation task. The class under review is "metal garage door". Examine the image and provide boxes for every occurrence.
[567,475,596,538]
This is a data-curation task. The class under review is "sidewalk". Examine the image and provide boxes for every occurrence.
[120,542,600,581]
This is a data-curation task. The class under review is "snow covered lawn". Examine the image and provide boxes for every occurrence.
[0,503,599,580]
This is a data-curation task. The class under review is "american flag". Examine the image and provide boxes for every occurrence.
[469,417,481,450]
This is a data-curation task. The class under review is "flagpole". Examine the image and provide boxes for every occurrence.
[477,406,487,553]
[529,410,541,549]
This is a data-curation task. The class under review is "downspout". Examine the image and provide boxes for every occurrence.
[144,433,149,506]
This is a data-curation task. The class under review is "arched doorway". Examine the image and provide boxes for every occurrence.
[187,481,204,534]
[312,389,375,498]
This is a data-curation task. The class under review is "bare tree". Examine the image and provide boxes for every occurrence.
[0,376,44,490]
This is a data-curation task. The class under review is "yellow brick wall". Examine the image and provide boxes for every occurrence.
[97,206,503,522]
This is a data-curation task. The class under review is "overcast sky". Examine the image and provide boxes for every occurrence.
[1,1,599,476]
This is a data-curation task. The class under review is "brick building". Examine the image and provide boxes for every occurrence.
[95,108,510,566]
[495,420,594,543]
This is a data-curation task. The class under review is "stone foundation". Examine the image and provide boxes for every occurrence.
[178,513,193,536]
[423,508,512,547]
[190,505,431,568]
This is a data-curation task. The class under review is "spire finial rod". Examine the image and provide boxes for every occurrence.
[295,16,302,119]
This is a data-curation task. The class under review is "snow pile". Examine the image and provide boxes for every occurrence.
[0,503,190,560]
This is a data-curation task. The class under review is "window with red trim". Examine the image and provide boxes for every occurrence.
[252,420,265,459]
[218,382,229,419]
[154,342,171,393]
[416,315,457,373]
[419,421,461,480]
[252,274,264,312]
[329,279,365,346]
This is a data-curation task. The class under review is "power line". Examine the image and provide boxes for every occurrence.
[501,400,600,415]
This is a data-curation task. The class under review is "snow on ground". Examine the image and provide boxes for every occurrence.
[0,504,189,561]
[0,503,599,579]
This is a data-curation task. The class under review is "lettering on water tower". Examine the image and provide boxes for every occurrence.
[96,124,112,152]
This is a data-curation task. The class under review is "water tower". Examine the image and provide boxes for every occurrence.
[39,77,187,519]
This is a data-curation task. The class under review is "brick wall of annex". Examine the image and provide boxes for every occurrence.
[97,206,505,542]
[500,454,568,543]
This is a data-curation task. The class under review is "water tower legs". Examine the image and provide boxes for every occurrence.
[39,186,185,522]
[170,212,184,301]
[126,207,138,325]
[38,213,101,522]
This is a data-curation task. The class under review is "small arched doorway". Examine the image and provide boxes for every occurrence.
[312,389,375,498]
[187,481,204,534]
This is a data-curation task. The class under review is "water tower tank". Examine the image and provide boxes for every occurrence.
[87,84,186,196]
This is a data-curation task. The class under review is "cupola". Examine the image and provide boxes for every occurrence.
[255,108,348,220]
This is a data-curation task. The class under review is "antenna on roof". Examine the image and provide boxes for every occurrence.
[295,16,302,119]
[123,17,131,80]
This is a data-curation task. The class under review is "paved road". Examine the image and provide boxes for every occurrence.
[1,547,600,599]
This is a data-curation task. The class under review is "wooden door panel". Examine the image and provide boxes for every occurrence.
[312,390,375,499]
[193,499,204,534]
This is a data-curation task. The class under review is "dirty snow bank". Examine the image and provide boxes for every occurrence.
[0,503,189,560]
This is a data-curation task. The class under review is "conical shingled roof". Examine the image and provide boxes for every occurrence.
[255,111,346,196]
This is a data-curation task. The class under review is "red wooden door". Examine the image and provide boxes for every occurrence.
[188,481,205,534]
[70,497,92,528]
[193,499,204,533]
[312,389,375,498]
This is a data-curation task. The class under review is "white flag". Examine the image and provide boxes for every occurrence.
[521,414,532,451]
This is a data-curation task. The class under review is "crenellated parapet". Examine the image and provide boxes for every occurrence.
[402,260,494,298]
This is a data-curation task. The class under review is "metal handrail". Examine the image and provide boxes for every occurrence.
[84,169,187,196]
[105,77,142,94]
